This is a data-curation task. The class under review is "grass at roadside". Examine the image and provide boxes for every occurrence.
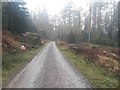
[2,45,44,87]
[57,44,118,88]
[0,67,2,89]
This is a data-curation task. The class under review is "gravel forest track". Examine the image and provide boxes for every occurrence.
[7,42,91,88]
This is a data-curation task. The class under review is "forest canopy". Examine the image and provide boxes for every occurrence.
[2,0,119,47]
[2,2,37,34]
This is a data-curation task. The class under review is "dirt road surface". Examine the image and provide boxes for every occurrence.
[6,42,91,88]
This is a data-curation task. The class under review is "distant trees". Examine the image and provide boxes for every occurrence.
[2,2,36,34]
[118,1,120,47]
[4,0,118,47]
[52,1,82,43]
[31,7,51,39]
[53,0,119,47]
[90,0,118,47]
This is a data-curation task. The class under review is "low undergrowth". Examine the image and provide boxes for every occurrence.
[2,46,44,87]
[57,43,119,88]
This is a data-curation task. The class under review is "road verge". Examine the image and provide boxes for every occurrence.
[56,41,118,88]
[2,45,45,88]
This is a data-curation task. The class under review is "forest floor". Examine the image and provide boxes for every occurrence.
[2,30,45,87]
[57,41,119,88]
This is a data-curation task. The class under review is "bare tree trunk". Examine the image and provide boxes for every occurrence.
[88,0,92,43]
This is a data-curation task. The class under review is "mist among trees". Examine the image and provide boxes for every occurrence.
[2,0,119,47]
